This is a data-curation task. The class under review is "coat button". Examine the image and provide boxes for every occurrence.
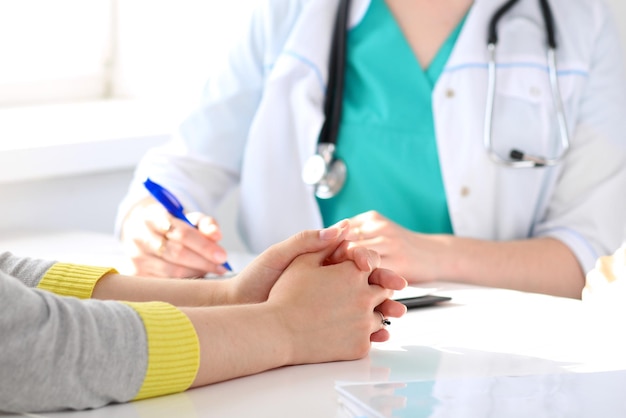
[445,89,455,98]
[460,186,470,197]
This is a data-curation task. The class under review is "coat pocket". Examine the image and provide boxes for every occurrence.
[490,61,580,162]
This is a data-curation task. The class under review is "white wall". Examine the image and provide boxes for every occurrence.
[113,1,257,104]
[0,170,246,251]
[0,1,256,251]
[0,171,133,233]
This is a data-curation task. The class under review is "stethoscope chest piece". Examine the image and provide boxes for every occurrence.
[302,143,346,199]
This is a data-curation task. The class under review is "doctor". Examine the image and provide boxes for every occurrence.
[117,0,626,299]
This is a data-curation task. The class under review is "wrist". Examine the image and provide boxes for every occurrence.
[198,279,234,306]
[431,234,463,280]
[439,235,465,280]
[436,236,495,282]
[187,302,292,387]
[260,301,298,365]
[269,303,296,366]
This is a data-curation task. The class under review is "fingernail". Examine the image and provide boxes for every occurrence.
[365,253,376,272]
[320,219,349,240]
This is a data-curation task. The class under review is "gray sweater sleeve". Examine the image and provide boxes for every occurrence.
[0,252,148,413]
[0,251,54,287]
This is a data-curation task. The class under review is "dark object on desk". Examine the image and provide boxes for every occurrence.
[396,295,452,309]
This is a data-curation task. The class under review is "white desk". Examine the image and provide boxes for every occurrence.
[2,232,625,417]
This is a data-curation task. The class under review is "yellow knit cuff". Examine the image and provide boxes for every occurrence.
[122,302,200,401]
[37,263,118,299]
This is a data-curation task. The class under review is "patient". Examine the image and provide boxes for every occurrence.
[0,220,407,413]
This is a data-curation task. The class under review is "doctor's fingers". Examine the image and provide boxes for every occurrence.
[142,204,224,260]
[162,220,230,272]
[351,210,385,224]
[128,226,222,277]
[151,234,230,276]
[187,212,224,241]
[345,210,389,241]
[123,228,202,277]
[138,201,175,235]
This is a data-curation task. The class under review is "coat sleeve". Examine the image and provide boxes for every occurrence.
[533,2,626,273]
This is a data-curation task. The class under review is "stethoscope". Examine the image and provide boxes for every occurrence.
[485,0,570,168]
[302,0,571,199]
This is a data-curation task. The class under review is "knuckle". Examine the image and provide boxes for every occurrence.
[166,241,185,259]
[295,230,310,243]
[366,210,380,219]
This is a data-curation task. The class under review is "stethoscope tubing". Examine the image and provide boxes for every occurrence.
[306,0,572,198]
[319,0,351,146]
[483,0,570,167]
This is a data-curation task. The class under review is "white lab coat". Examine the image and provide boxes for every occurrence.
[117,0,626,274]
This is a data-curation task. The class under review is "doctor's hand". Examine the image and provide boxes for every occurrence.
[346,210,451,284]
[120,197,230,278]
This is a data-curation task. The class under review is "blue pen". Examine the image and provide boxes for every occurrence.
[144,177,232,272]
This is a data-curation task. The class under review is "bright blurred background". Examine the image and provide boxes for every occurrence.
[0,0,624,250]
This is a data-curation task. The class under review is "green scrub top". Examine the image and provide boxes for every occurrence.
[318,0,466,234]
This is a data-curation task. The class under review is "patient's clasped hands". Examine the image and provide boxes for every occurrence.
[229,220,407,362]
